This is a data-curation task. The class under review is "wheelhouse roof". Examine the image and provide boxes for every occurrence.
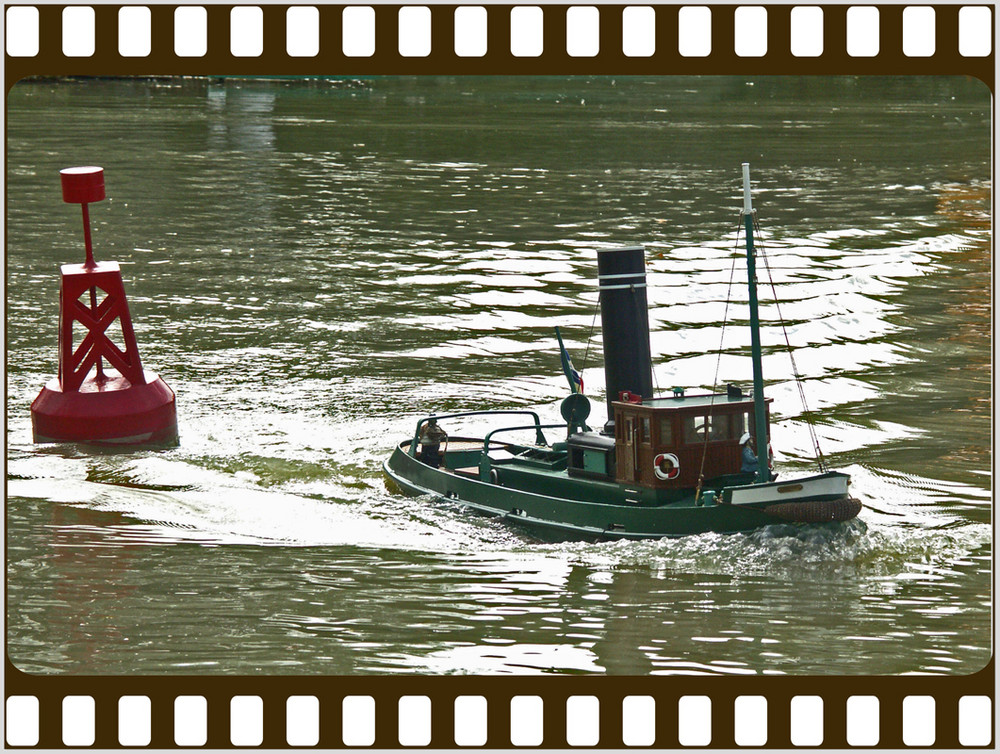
[615,392,771,412]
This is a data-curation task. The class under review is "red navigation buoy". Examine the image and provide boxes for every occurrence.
[30,167,178,446]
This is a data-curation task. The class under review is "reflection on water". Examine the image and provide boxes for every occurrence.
[6,76,991,675]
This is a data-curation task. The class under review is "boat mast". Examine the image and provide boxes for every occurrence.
[742,163,770,482]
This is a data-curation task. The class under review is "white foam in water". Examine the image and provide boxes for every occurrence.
[537,465,990,583]
[9,391,988,574]
[10,449,523,551]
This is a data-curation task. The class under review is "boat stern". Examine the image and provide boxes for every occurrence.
[723,471,861,523]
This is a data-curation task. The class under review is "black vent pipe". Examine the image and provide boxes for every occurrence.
[597,245,654,433]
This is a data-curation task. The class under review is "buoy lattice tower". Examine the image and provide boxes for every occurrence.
[30,167,178,446]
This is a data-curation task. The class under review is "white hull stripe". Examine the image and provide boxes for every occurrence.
[729,475,849,506]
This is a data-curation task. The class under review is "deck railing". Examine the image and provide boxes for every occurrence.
[409,410,547,457]
[481,424,567,481]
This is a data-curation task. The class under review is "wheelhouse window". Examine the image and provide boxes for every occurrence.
[683,413,739,444]
[718,413,749,441]
[659,418,674,447]
[683,415,710,444]
[640,416,651,444]
[709,414,728,441]
[739,410,751,438]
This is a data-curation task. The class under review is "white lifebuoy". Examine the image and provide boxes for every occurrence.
[653,452,681,480]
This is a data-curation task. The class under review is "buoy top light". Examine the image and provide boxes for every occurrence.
[60,166,105,205]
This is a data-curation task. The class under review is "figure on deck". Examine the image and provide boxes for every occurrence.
[418,418,448,468]
[740,432,759,474]
[740,432,776,480]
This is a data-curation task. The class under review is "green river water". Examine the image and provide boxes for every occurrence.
[6,76,991,676]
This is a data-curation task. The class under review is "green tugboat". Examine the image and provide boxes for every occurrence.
[384,165,862,540]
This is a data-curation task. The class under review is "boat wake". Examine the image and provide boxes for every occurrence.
[7,450,524,551]
[540,515,988,582]
[535,464,989,581]
[8,450,987,585]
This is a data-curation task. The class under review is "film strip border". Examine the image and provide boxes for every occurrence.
[4,681,997,747]
[4,1,996,751]
[2,4,995,80]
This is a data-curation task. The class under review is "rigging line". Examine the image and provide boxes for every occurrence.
[695,215,743,502]
[752,214,827,473]
[580,292,601,382]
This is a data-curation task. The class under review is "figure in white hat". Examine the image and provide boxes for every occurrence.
[739,432,758,474]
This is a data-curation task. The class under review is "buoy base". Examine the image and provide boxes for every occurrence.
[31,370,178,446]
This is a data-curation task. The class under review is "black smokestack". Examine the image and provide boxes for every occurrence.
[597,246,654,432]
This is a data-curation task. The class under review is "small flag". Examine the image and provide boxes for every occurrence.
[555,326,584,394]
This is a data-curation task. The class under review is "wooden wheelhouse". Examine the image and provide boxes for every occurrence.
[612,389,771,489]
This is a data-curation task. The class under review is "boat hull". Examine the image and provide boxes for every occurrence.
[384,441,860,541]
[726,472,862,523]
